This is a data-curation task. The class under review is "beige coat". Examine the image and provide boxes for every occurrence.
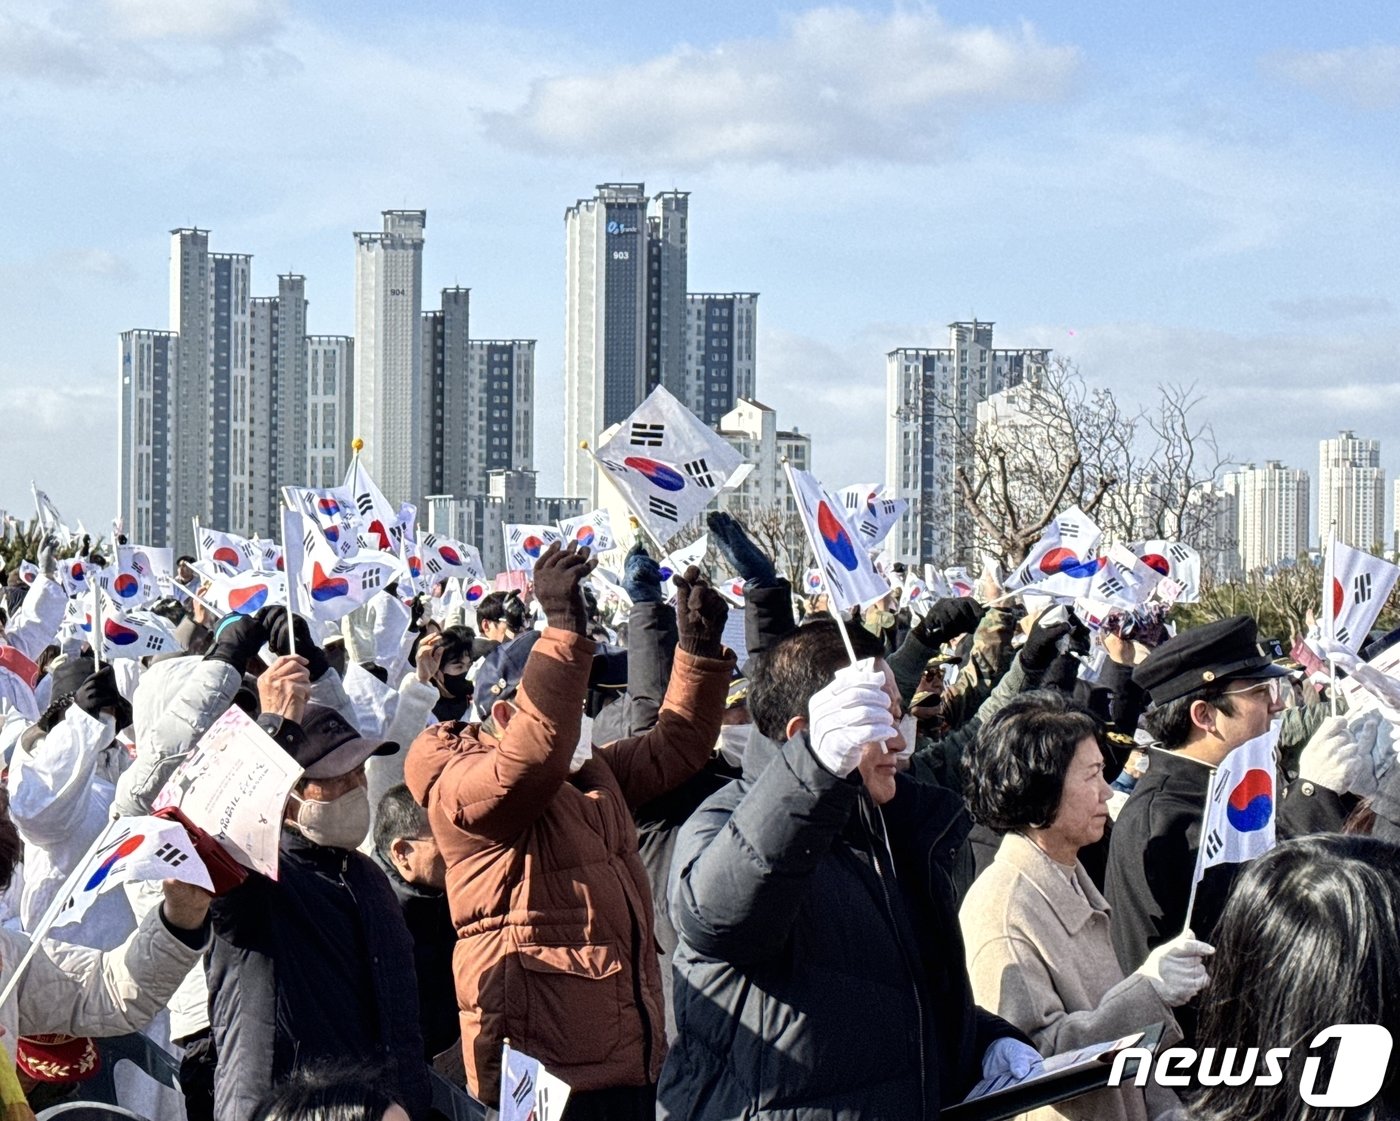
[960,832,1180,1121]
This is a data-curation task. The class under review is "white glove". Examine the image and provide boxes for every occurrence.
[807,658,898,778]
[893,714,917,767]
[1136,929,1214,1006]
[568,714,595,774]
[1346,710,1384,799]
[1299,715,1364,795]
[981,1036,1043,1081]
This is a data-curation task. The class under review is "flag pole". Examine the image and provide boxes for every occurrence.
[579,441,669,557]
[1325,530,1338,717]
[781,459,859,665]
[90,581,103,671]
[1181,763,1217,937]
[278,492,299,657]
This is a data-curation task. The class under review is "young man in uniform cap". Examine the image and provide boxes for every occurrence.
[1104,614,1365,982]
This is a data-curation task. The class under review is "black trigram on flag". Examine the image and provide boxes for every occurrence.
[857,520,879,539]
[356,493,375,518]
[362,566,383,591]
[155,842,188,867]
[822,562,847,597]
[599,457,628,476]
[508,527,523,544]
[511,1069,534,1107]
[1204,828,1223,860]
[880,499,899,516]
[842,491,862,511]
[200,532,216,553]
[426,556,443,576]
[1059,520,1080,539]
[1336,625,1352,646]
[1098,576,1125,597]
[1353,572,1373,605]
[683,459,716,488]
[1169,543,1192,563]
[630,422,665,447]
[648,496,679,522]
[144,634,166,652]
[303,530,318,555]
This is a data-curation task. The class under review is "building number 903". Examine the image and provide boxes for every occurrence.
[612,250,629,261]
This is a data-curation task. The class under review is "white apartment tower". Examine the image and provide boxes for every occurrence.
[564,184,689,501]
[886,321,1050,564]
[1223,461,1310,574]
[684,293,757,426]
[1319,430,1384,552]
[354,210,426,506]
[168,228,210,556]
[117,330,177,547]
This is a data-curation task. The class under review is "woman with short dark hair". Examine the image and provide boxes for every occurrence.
[1189,834,1400,1121]
[959,692,1212,1121]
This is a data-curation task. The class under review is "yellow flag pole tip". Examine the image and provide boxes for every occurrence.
[579,440,590,450]
[628,516,640,528]
[351,437,364,453]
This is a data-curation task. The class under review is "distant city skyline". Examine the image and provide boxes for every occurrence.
[9,2,1400,545]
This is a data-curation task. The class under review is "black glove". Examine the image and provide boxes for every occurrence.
[79,534,91,558]
[914,596,986,647]
[205,612,267,670]
[623,542,664,604]
[707,512,777,586]
[259,606,329,680]
[1020,612,1074,674]
[532,542,597,635]
[74,665,131,729]
[673,566,729,657]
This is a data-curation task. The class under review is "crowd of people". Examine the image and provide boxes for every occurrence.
[0,510,1397,1121]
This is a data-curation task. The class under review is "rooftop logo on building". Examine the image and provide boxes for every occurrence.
[606,221,638,235]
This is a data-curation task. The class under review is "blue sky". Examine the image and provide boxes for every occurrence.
[3,0,1400,544]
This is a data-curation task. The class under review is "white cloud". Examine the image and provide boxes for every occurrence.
[486,6,1079,167]
[1263,44,1400,110]
[99,0,284,45]
[1270,295,1394,322]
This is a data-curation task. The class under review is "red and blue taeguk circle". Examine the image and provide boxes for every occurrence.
[439,545,462,566]
[575,526,596,548]
[1039,548,1101,580]
[113,573,140,598]
[623,457,685,492]
[83,834,145,891]
[1226,769,1274,832]
[816,502,858,570]
[103,619,139,646]
[522,536,545,559]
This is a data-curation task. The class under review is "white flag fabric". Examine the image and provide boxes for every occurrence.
[100,545,162,608]
[658,534,709,580]
[801,567,824,596]
[504,524,563,574]
[1193,730,1277,889]
[88,589,182,659]
[838,484,907,548]
[196,527,259,576]
[1133,540,1202,603]
[17,561,38,586]
[286,507,402,624]
[32,485,74,545]
[344,459,402,552]
[592,386,746,546]
[1007,506,1104,598]
[788,467,891,614]
[256,540,284,573]
[417,531,487,585]
[559,509,616,553]
[283,485,362,559]
[718,576,747,608]
[943,566,976,598]
[204,569,288,617]
[903,571,932,619]
[499,1041,571,1121]
[1087,545,1161,611]
[57,556,94,598]
[52,815,212,929]
[1323,538,1400,654]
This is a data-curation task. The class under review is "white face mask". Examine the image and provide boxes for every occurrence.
[895,714,918,762]
[715,724,750,768]
[569,714,595,774]
[292,785,371,850]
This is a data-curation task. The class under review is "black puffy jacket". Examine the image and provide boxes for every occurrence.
[658,730,1023,1120]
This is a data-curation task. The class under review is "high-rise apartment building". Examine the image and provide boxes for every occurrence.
[248,274,309,537]
[306,336,355,491]
[421,287,470,496]
[354,210,426,506]
[564,183,691,500]
[715,398,810,518]
[1222,460,1310,574]
[1318,430,1384,552]
[683,294,757,426]
[885,321,1050,564]
[168,228,210,556]
[117,330,177,547]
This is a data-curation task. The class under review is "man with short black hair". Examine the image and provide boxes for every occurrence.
[372,784,458,1062]
[661,617,1033,1120]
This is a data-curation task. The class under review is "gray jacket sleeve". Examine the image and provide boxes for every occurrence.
[670,732,857,966]
[114,659,241,817]
[13,906,206,1038]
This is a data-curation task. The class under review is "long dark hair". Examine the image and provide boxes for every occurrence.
[1192,834,1400,1121]
[251,1064,402,1121]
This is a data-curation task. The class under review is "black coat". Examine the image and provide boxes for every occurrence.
[373,850,461,1059]
[1103,748,1239,975]
[658,731,1023,1120]
[208,831,431,1121]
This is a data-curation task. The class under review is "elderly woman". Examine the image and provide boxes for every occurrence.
[959,692,1212,1121]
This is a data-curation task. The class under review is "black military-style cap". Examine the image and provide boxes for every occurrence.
[1132,614,1290,706]
[474,629,542,721]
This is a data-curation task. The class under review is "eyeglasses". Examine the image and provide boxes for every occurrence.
[1219,678,1284,703]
